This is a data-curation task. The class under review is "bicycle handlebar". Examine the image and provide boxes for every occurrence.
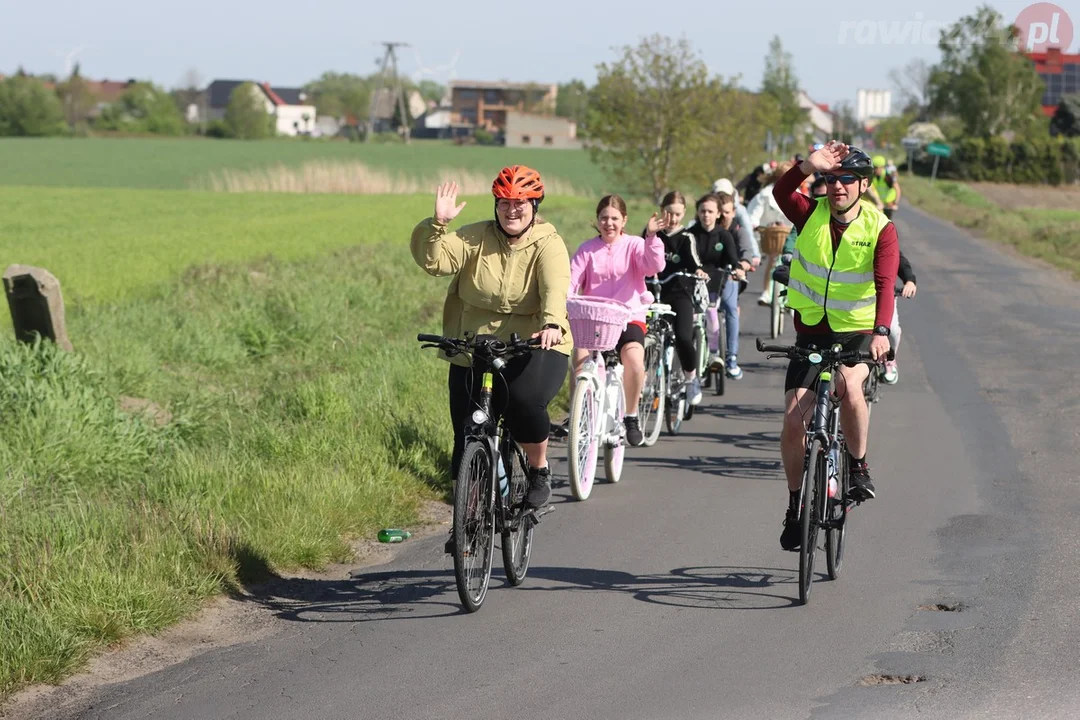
[756,337,894,363]
[417,332,542,362]
[652,266,740,285]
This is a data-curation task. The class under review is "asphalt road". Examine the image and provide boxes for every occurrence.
[23,206,1080,719]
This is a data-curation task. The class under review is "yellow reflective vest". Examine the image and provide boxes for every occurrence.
[872,175,898,205]
[786,198,891,331]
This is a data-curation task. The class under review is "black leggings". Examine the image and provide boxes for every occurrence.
[668,292,698,371]
[448,349,568,479]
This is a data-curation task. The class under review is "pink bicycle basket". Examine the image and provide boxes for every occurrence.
[567,295,634,351]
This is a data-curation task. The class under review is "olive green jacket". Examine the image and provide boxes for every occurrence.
[410,217,572,366]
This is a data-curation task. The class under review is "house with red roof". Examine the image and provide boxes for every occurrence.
[1025,47,1080,116]
[202,79,317,135]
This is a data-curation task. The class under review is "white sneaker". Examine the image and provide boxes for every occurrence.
[882,361,899,385]
[708,353,723,370]
[688,376,703,406]
[757,291,772,306]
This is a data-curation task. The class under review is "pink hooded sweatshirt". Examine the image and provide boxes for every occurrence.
[569,233,667,324]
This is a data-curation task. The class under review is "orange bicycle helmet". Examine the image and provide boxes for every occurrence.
[492,165,545,200]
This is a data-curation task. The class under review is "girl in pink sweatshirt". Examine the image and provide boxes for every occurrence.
[568,194,667,447]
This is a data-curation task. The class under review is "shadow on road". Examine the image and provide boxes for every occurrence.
[524,565,801,610]
[632,454,784,482]
[696,403,783,423]
[236,563,805,623]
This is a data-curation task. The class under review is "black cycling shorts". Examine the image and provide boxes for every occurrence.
[784,332,873,392]
[616,321,647,352]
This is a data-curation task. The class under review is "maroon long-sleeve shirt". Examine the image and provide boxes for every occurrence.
[773,166,899,335]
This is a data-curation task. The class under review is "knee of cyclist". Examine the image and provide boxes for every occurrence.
[782,408,805,438]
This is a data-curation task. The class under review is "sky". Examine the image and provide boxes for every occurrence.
[0,0,1075,109]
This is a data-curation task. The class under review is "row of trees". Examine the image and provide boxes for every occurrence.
[876,5,1079,151]
[0,65,449,140]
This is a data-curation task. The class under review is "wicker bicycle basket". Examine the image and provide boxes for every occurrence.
[760,226,790,256]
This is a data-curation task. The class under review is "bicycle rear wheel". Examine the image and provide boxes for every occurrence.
[604,373,626,483]
[799,440,826,605]
[454,441,496,612]
[567,377,599,500]
[501,441,533,586]
[825,441,849,581]
[665,352,685,435]
[640,333,666,447]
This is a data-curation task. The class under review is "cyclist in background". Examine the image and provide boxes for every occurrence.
[872,155,902,219]
[649,191,709,406]
[771,142,899,552]
[883,251,917,384]
[570,195,668,446]
[410,166,571,548]
[688,193,748,381]
[712,178,761,270]
[747,162,796,308]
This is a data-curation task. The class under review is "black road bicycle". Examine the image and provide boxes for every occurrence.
[756,337,892,605]
[417,332,553,612]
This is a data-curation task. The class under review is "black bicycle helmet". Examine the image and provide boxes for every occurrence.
[838,147,875,178]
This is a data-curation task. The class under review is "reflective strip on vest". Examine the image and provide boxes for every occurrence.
[791,249,875,285]
[787,278,875,312]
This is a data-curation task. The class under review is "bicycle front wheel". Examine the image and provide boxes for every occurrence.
[665,352,685,435]
[799,440,826,606]
[501,442,533,586]
[567,377,599,500]
[771,288,783,339]
[454,441,496,612]
[825,441,849,581]
[713,315,726,396]
[640,333,666,447]
[604,372,626,483]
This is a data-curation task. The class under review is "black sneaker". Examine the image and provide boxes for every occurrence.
[526,466,552,508]
[624,415,644,447]
[848,459,876,501]
[780,504,801,551]
[549,418,569,440]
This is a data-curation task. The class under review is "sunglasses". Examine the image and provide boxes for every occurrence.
[824,174,861,185]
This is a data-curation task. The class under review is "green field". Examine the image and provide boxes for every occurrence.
[0,137,613,195]
[0,141,663,701]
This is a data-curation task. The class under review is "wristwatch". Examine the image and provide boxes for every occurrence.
[873,325,890,336]
[542,323,561,331]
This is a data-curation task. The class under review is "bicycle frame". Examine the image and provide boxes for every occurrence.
[576,350,625,449]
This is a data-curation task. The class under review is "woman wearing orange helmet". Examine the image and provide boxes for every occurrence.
[411,165,571,531]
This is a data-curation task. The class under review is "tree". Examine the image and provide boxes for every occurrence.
[586,35,716,202]
[1050,94,1080,137]
[56,63,95,131]
[760,36,806,155]
[927,5,1044,138]
[224,82,275,139]
[874,112,917,149]
[97,82,187,135]
[889,58,932,119]
[416,80,445,105]
[171,68,203,121]
[304,72,372,121]
[556,79,589,127]
[0,75,67,136]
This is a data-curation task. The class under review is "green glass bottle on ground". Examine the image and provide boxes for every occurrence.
[377,529,411,543]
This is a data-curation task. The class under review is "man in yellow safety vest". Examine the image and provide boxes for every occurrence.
[771,142,900,552]
[871,155,902,220]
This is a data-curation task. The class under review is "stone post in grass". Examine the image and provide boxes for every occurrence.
[3,264,74,351]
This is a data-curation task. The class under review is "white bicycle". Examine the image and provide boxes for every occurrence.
[566,295,634,501]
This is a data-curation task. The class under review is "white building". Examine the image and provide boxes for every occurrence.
[856,89,892,123]
[202,80,317,136]
[797,90,834,142]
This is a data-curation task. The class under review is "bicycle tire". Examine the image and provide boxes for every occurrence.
[567,378,599,501]
[771,288,782,339]
[604,372,625,483]
[799,440,826,606]
[454,441,496,612]
[863,368,879,417]
[501,442,533,586]
[665,351,685,435]
[825,441,848,581]
[640,334,666,447]
[713,313,726,396]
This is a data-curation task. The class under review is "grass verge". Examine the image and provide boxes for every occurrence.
[902,176,1080,279]
[0,189,654,700]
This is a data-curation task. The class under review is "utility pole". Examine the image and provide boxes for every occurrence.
[366,42,411,143]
